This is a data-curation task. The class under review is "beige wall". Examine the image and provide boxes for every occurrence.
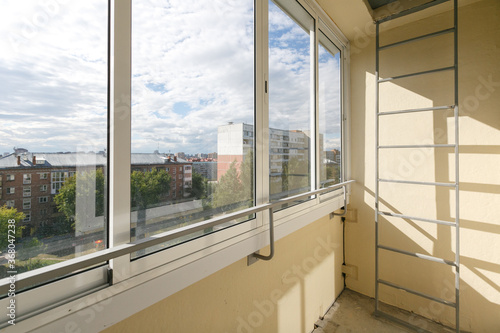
[102,214,345,333]
[346,0,500,332]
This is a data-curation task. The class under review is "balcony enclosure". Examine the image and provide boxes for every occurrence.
[0,0,498,332]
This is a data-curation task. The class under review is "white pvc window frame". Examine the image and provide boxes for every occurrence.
[0,0,350,331]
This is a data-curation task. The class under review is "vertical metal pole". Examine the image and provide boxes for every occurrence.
[375,21,380,313]
[453,0,460,332]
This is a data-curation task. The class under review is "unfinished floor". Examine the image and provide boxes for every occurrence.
[313,289,456,333]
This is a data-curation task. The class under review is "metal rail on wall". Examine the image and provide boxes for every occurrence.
[374,1,460,332]
[0,179,354,295]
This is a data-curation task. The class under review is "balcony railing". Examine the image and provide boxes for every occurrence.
[0,179,354,294]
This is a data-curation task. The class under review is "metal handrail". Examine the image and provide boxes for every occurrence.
[251,208,275,261]
[0,180,355,294]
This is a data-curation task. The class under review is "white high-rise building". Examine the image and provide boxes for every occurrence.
[217,123,311,180]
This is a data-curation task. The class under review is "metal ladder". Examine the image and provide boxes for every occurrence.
[374,0,460,332]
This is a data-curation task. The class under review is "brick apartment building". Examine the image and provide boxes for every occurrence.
[0,149,192,237]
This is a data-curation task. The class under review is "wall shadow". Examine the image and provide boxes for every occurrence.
[347,0,500,331]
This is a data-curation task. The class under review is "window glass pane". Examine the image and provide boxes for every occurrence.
[0,1,108,281]
[131,0,255,258]
[269,0,313,203]
[319,32,342,188]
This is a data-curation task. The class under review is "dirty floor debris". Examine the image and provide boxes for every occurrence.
[313,289,456,333]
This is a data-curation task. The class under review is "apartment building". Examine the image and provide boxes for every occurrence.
[192,161,218,181]
[0,150,192,237]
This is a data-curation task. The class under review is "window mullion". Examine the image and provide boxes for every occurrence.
[341,44,350,184]
[312,17,320,192]
[109,0,132,283]
[256,0,269,225]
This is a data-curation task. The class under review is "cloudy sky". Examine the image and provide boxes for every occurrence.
[0,0,108,155]
[0,0,341,156]
[318,39,342,152]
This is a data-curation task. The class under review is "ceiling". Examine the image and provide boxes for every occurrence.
[366,0,400,9]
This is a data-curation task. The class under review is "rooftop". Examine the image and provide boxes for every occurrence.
[0,151,189,169]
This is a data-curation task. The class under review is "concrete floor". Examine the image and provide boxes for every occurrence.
[312,289,456,333]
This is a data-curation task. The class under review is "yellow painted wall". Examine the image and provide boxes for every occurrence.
[102,214,345,333]
[346,0,500,332]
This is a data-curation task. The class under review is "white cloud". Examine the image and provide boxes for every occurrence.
[131,0,254,153]
[269,2,311,133]
[319,51,342,151]
[0,0,342,156]
[0,0,108,154]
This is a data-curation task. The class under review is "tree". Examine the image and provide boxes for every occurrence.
[189,171,208,200]
[131,168,172,241]
[326,163,341,184]
[271,155,309,198]
[131,168,172,209]
[0,205,25,249]
[212,161,244,210]
[240,149,253,204]
[212,150,253,211]
[54,169,105,232]
[286,155,309,193]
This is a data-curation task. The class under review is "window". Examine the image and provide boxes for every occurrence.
[0,1,348,328]
[269,0,314,203]
[23,186,31,197]
[51,171,69,194]
[319,31,342,188]
[23,173,32,184]
[131,0,255,257]
[23,198,31,210]
[0,0,108,288]
[23,212,31,222]
[6,200,14,208]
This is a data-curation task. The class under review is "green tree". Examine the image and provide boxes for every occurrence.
[131,168,172,209]
[189,171,208,200]
[271,155,309,198]
[212,150,253,210]
[131,168,172,241]
[54,169,105,232]
[0,205,25,249]
[240,150,254,204]
[212,161,244,209]
[326,164,341,185]
[287,155,309,193]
